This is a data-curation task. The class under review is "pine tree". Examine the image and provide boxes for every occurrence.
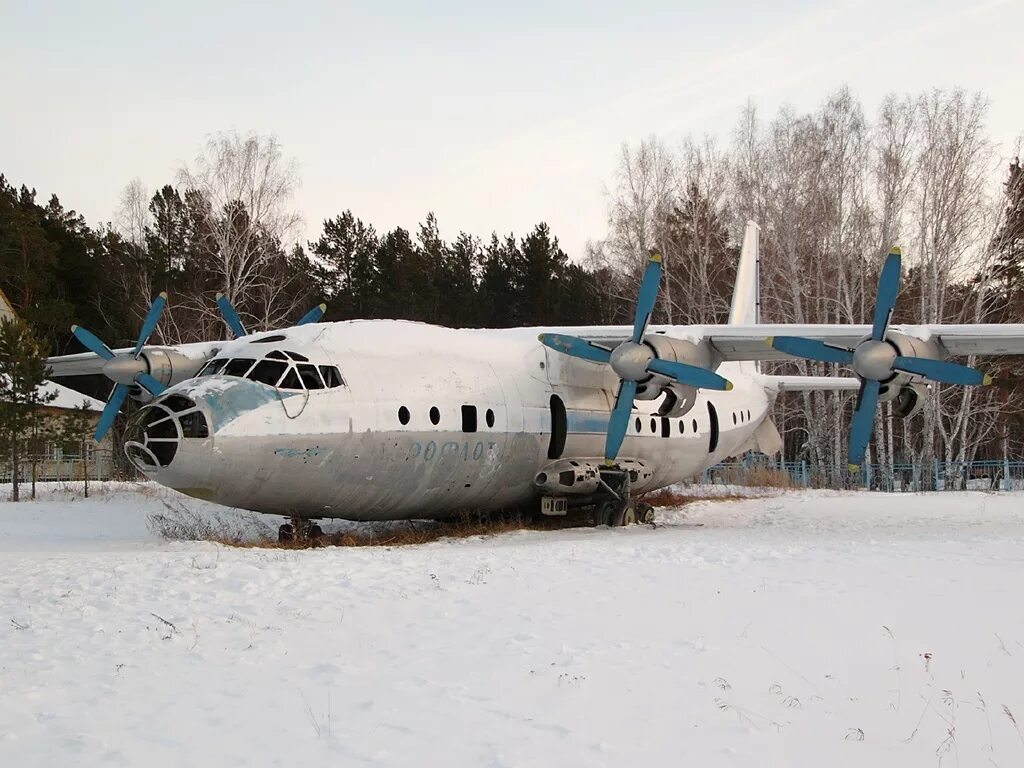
[0,318,57,501]
[59,402,95,498]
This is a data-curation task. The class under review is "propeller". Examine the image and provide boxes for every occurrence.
[539,251,732,465]
[215,293,327,339]
[769,247,992,471]
[71,292,169,442]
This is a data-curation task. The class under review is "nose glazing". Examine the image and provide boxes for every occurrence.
[124,394,209,471]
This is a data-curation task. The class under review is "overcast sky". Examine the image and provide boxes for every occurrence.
[3,0,1021,257]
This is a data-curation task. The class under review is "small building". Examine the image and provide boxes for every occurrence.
[1,287,115,481]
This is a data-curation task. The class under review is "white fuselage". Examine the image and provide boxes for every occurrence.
[125,320,770,519]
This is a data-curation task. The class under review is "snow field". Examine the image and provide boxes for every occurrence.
[1,483,1023,767]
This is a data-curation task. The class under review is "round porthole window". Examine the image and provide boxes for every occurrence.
[398,406,410,425]
[485,409,495,428]
[429,406,440,425]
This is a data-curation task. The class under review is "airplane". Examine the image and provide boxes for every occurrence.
[46,222,1024,539]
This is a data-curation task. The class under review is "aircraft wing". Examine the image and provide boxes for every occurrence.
[45,341,223,377]
[702,324,1024,360]
[506,323,1024,361]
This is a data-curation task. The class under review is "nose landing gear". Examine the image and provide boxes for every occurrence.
[278,518,325,543]
[589,467,655,527]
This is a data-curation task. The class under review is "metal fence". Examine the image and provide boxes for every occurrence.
[702,456,1024,491]
[1,448,139,484]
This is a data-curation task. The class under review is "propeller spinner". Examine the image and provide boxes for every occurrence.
[540,251,732,465]
[72,293,169,442]
[768,247,992,471]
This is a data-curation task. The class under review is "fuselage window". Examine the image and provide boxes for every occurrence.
[248,359,288,386]
[429,406,440,425]
[485,409,495,428]
[398,406,410,425]
[279,367,302,390]
[461,405,477,433]
[692,418,698,433]
[319,365,344,388]
[747,409,752,421]
[660,417,670,438]
[224,358,256,378]
[297,364,324,390]
[634,417,642,433]
[733,412,737,425]
[285,350,310,362]
[650,417,657,433]
[678,420,684,435]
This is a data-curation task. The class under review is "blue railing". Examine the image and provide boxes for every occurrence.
[701,457,1024,491]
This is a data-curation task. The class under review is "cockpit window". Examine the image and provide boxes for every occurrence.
[278,367,302,390]
[198,358,227,376]
[224,358,256,377]
[319,365,344,388]
[248,359,288,386]
[284,350,309,362]
[266,350,288,360]
[297,364,324,390]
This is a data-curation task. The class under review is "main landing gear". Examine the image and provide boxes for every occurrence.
[278,517,324,543]
[589,466,655,527]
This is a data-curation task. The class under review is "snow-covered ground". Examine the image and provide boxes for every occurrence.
[2,483,1023,767]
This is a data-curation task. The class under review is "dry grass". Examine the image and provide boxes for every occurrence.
[149,501,592,549]
[721,465,800,488]
[640,488,750,508]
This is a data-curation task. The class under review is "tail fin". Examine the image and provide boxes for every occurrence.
[728,221,760,326]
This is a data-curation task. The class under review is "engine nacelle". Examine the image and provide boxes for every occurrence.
[637,335,713,417]
[876,331,945,402]
[892,382,930,419]
[139,348,207,390]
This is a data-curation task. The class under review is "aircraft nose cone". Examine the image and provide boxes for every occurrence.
[102,355,147,385]
[853,340,896,381]
[609,341,654,381]
[124,394,210,473]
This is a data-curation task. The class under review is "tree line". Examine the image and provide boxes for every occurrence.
[2,88,1022,492]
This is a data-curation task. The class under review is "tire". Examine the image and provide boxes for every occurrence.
[278,523,295,543]
[610,502,637,527]
[591,501,615,526]
[307,523,324,539]
[637,503,655,524]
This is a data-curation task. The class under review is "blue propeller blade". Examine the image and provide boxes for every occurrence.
[848,378,880,470]
[605,379,638,464]
[871,248,902,341]
[133,292,168,357]
[631,252,663,344]
[71,325,115,361]
[95,384,129,442]
[893,356,991,386]
[538,334,613,364]
[647,358,733,391]
[216,293,247,338]
[134,371,167,396]
[770,336,855,365]
[296,303,328,326]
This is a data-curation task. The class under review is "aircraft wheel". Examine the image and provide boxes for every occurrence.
[307,523,324,539]
[592,501,615,526]
[637,503,655,524]
[278,523,295,543]
[611,502,638,527]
